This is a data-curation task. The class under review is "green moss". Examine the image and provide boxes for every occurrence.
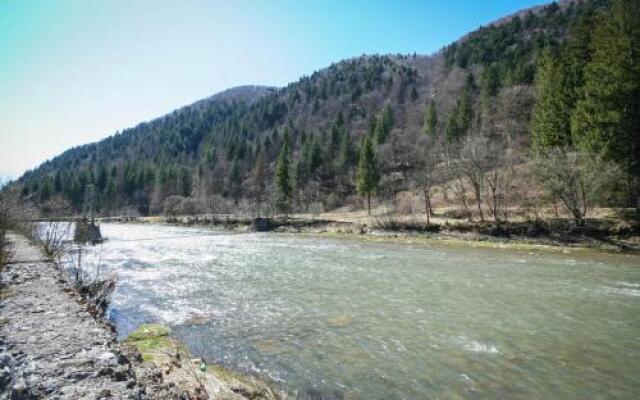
[125,324,281,398]
[125,324,176,362]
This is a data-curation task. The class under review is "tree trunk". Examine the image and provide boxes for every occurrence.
[491,187,499,223]
[423,188,430,224]
[580,180,587,220]
[475,191,484,222]
[504,194,509,223]
[367,193,371,216]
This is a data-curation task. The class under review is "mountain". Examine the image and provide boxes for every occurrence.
[198,85,277,106]
[12,0,638,218]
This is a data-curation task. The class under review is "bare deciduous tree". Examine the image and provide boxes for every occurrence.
[459,135,493,222]
[412,134,443,223]
[534,148,588,225]
[484,136,519,223]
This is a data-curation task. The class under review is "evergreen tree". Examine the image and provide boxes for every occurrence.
[446,111,459,142]
[531,47,573,150]
[447,75,475,142]
[96,166,108,193]
[457,74,475,135]
[227,157,242,203]
[563,8,596,105]
[178,167,192,197]
[39,180,52,202]
[367,115,377,138]
[330,125,341,150]
[423,99,438,136]
[374,115,387,144]
[374,104,395,144]
[480,64,500,113]
[275,130,292,211]
[339,129,357,169]
[53,172,63,193]
[251,149,267,214]
[356,136,379,215]
[382,103,394,134]
[410,86,419,102]
[571,0,640,203]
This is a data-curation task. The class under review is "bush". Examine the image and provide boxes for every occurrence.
[0,230,11,267]
[33,222,70,261]
[0,196,14,267]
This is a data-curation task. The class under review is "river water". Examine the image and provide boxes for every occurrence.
[74,223,639,399]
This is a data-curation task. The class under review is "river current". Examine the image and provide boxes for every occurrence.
[72,223,639,399]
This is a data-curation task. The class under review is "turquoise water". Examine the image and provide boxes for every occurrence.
[79,223,640,399]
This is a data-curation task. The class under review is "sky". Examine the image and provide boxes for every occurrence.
[0,0,546,179]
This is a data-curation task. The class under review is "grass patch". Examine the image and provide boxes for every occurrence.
[124,323,177,362]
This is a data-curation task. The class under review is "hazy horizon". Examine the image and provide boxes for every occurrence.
[0,0,546,179]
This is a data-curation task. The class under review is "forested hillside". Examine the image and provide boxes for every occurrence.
[11,0,639,222]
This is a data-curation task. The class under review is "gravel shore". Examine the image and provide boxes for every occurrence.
[0,233,282,400]
[0,234,196,399]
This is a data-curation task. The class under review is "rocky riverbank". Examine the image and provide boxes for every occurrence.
[0,234,282,400]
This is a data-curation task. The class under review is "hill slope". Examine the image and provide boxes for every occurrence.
[14,0,637,219]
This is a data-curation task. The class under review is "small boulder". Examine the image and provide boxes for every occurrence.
[98,352,118,366]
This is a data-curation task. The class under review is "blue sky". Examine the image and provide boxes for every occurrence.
[0,0,546,179]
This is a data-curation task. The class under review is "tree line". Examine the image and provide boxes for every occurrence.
[9,0,638,224]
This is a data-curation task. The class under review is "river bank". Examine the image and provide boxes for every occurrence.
[0,233,282,399]
[101,213,640,253]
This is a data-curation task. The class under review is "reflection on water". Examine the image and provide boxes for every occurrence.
[75,223,640,399]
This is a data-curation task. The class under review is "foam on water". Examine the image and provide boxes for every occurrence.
[455,336,500,354]
[72,223,640,400]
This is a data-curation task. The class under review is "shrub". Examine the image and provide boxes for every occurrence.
[0,196,14,267]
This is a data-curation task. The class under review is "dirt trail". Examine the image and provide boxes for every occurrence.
[0,234,184,399]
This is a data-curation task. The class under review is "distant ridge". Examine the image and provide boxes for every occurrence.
[9,0,618,217]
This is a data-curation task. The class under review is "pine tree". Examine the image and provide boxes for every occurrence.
[563,8,596,105]
[374,115,387,144]
[531,47,573,150]
[375,104,395,144]
[251,149,267,215]
[446,111,459,142]
[571,0,640,204]
[330,125,341,150]
[179,167,191,197]
[39,180,52,202]
[356,136,379,215]
[446,75,475,142]
[275,130,292,211]
[424,99,438,136]
[339,129,357,169]
[227,156,242,203]
[382,103,394,134]
[410,86,419,102]
[480,64,500,114]
[96,166,108,193]
[53,171,63,193]
[457,74,475,135]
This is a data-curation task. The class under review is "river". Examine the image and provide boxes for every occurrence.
[71,223,640,399]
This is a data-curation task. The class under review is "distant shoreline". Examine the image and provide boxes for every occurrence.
[98,213,640,254]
